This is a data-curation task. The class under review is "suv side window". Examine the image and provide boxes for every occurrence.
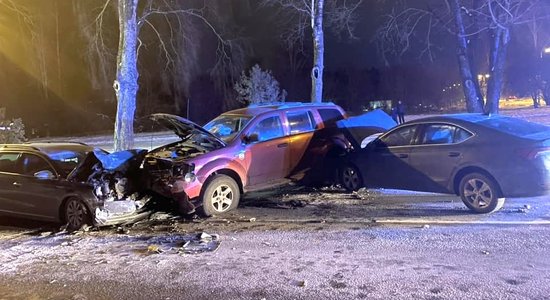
[318,108,344,128]
[0,152,20,173]
[286,111,314,134]
[249,116,285,142]
[380,125,417,147]
[19,154,54,176]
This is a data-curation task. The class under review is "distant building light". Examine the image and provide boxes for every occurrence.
[443,89,446,92]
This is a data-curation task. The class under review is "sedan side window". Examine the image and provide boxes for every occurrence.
[380,126,417,147]
[286,111,314,135]
[454,127,473,143]
[19,154,54,176]
[421,124,455,145]
[0,152,20,173]
[249,116,285,142]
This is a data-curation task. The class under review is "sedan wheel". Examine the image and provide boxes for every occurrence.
[64,198,89,231]
[459,173,505,213]
[341,165,363,192]
[200,174,240,217]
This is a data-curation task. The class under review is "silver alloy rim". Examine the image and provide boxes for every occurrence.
[66,200,85,228]
[343,167,359,190]
[210,184,233,212]
[463,178,493,208]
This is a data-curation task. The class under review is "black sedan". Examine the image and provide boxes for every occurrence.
[0,143,148,230]
[339,114,550,213]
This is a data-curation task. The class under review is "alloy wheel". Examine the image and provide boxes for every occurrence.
[342,166,360,191]
[462,178,493,209]
[210,184,233,213]
[66,199,86,229]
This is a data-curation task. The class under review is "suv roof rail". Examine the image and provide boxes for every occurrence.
[25,141,88,146]
[0,144,40,151]
[248,101,336,109]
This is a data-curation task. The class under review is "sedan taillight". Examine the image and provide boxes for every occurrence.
[515,147,550,160]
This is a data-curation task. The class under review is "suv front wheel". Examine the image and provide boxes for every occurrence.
[199,174,240,216]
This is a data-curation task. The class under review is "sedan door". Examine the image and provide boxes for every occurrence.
[7,153,64,220]
[363,125,419,190]
[0,152,24,214]
[408,123,472,193]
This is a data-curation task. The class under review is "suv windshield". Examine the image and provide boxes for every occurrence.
[204,115,252,142]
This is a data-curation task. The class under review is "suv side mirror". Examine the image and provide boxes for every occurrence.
[34,170,56,180]
[243,133,259,144]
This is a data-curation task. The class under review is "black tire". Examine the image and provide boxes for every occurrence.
[340,164,363,192]
[63,198,91,231]
[199,174,240,217]
[459,172,505,214]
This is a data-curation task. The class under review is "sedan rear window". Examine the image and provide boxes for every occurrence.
[478,117,550,137]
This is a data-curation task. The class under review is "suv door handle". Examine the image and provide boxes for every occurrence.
[448,152,461,157]
[398,153,408,158]
[277,143,289,148]
[12,182,21,187]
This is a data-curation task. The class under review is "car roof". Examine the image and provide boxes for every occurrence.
[0,142,94,154]
[406,113,510,124]
[222,102,341,117]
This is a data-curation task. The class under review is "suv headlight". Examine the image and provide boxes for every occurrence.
[184,172,196,183]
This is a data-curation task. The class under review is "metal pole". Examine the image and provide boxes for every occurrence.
[187,98,190,120]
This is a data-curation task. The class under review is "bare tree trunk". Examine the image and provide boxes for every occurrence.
[311,0,324,103]
[485,27,510,115]
[113,0,139,151]
[450,0,484,113]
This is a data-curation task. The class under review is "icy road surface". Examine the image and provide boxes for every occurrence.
[0,187,550,299]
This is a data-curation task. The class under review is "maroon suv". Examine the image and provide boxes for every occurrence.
[143,102,348,216]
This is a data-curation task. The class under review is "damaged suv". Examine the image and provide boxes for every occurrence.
[142,102,348,216]
[0,143,148,230]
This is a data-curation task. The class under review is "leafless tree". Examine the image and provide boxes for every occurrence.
[260,0,363,103]
[87,0,247,150]
[376,0,550,114]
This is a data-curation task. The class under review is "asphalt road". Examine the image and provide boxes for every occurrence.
[1,188,550,299]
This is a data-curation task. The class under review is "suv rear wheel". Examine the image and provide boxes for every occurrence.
[459,173,505,213]
[199,174,240,216]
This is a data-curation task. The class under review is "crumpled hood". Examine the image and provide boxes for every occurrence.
[68,149,148,183]
[337,109,397,149]
[150,113,226,147]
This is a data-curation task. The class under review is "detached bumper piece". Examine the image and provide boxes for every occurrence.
[95,196,151,226]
